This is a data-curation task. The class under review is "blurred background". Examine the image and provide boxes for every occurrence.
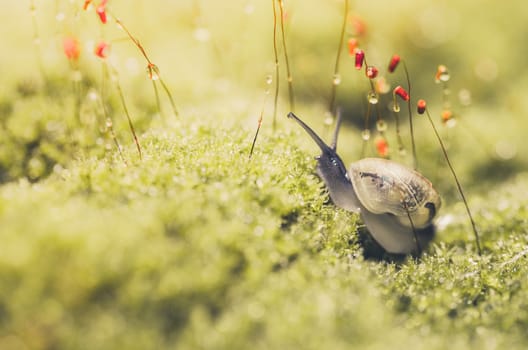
[1,0,527,188]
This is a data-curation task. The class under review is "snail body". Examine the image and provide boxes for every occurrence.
[288,112,441,254]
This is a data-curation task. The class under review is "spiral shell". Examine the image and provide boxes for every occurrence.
[349,158,441,229]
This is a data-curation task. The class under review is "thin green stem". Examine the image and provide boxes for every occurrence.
[108,63,142,160]
[29,0,46,81]
[424,108,481,255]
[158,76,179,117]
[249,83,272,158]
[100,64,127,165]
[278,0,294,112]
[114,15,178,117]
[404,204,422,256]
[360,101,372,159]
[328,0,349,116]
[271,0,279,131]
[363,56,383,128]
[152,80,162,118]
[402,61,417,169]
[391,95,405,154]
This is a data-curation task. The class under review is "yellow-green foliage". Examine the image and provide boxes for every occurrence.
[2,0,528,349]
[1,115,528,349]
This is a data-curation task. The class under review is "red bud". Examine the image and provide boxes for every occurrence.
[94,41,110,58]
[355,49,365,70]
[417,99,426,114]
[394,86,410,101]
[348,38,359,56]
[63,37,81,61]
[366,66,379,79]
[441,110,453,123]
[375,136,389,157]
[388,54,400,73]
[435,64,450,83]
[83,0,93,10]
[96,1,108,24]
[351,15,367,37]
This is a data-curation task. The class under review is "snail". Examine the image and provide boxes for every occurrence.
[288,112,441,254]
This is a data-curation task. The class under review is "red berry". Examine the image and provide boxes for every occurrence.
[366,66,378,79]
[441,110,453,123]
[435,64,450,83]
[417,99,427,114]
[83,0,93,10]
[348,38,359,56]
[94,41,110,58]
[394,85,410,101]
[388,54,400,73]
[375,136,389,157]
[351,15,367,37]
[355,49,365,70]
[96,0,108,24]
[63,37,80,61]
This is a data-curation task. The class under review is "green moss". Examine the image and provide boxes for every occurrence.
[0,112,527,349]
[2,0,528,348]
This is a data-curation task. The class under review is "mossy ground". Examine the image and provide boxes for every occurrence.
[1,1,528,349]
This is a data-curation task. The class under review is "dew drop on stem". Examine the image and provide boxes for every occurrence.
[376,120,388,132]
[367,91,379,104]
[333,74,341,85]
[361,129,371,141]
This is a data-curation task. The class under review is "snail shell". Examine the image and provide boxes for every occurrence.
[350,158,441,230]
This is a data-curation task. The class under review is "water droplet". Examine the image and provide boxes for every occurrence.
[105,118,113,128]
[194,27,210,42]
[265,75,273,85]
[495,140,517,160]
[333,74,341,85]
[361,129,371,141]
[324,112,334,127]
[147,65,160,81]
[245,3,255,14]
[392,102,400,112]
[458,89,472,106]
[376,77,390,94]
[367,91,379,104]
[376,120,388,132]
[445,118,457,128]
[474,58,498,82]
[435,65,450,83]
[88,91,98,101]
[287,76,293,83]
[439,72,450,82]
[441,110,453,123]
